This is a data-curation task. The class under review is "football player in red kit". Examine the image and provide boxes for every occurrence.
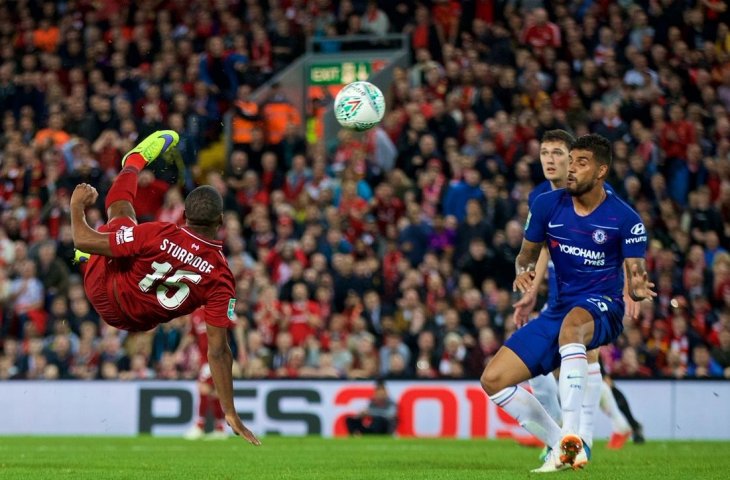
[70,130,260,446]
[184,307,245,440]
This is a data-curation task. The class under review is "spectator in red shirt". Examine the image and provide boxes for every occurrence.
[155,187,185,225]
[254,284,282,348]
[660,104,697,205]
[551,75,578,112]
[134,85,168,123]
[616,347,653,377]
[521,8,561,61]
[283,154,312,201]
[282,282,322,347]
[132,170,169,222]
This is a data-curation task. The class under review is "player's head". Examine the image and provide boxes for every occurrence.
[183,185,224,230]
[539,129,574,185]
[567,134,611,196]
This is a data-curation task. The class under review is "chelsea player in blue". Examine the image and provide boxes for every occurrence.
[519,130,576,442]
[517,131,641,467]
[479,134,655,472]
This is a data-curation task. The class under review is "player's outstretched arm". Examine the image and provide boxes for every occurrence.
[206,323,262,446]
[70,183,113,256]
[513,245,550,327]
[513,239,543,294]
[622,270,641,320]
[624,258,657,302]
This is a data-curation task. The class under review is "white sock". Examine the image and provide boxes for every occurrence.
[599,381,631,433]
[558,343,588,436]
[528,374,562,426]
[490,386,562,447]
[578,362,602,447]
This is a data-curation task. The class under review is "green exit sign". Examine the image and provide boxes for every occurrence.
[309,62,371,85]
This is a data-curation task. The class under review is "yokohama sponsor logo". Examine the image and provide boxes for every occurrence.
[557,243,605,260]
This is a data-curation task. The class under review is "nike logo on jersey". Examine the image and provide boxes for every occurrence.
[548,221,564,228]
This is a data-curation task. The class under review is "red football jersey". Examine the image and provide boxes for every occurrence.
[107,222,236,330]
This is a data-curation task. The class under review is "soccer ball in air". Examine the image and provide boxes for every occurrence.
[334,81,386,132]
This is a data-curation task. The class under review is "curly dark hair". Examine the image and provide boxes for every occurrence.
[571,134,612,167]
[184,185,223,227]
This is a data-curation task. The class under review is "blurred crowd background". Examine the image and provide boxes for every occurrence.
[1,0,730,382]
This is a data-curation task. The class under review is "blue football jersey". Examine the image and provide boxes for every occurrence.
[528,180,554,210]
[524,187,646,306]
[528,181,559,307]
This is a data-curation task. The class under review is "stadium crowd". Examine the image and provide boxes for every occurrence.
[1,0,730,382]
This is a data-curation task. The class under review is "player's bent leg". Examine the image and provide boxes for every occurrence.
[122,130,179,167]
[107,201,137,224]
[106,130,179,223]
[558,307,595,347]
[73,249,91,264]
[529,372,562,464]
[482,346,562,453]
[528,374,562,426]
[531,448,571,473]
[556,307,595,465]
[480,346,532,396]
[576,347,602,465]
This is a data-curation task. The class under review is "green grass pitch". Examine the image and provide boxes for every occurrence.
[1,436,729,479]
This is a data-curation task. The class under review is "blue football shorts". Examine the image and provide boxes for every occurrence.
[505,296,624,377]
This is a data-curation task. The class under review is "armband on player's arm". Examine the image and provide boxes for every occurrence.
[70,204,114,257]
[624,257,656,301]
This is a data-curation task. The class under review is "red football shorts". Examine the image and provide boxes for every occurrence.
[83,216,136,331]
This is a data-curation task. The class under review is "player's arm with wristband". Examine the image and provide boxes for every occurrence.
[620,216,655,303]
[513,239,544,294]
[70,184,113,256]
[513,245,550,326]
[624,258,657,302]
[514,200,550,295]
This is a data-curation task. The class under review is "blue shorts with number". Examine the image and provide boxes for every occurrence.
[504,296,624,377]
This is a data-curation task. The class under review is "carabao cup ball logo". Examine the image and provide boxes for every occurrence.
[334,81,385,131]
[335,96,364,121]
